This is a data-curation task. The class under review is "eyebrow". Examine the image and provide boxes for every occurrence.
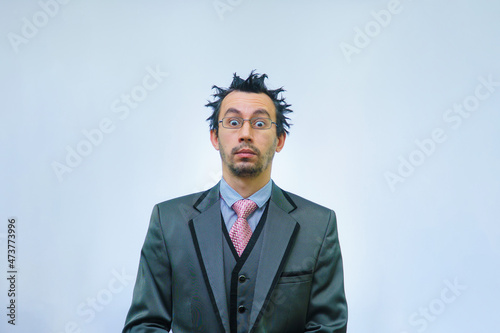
[224,108,271,118]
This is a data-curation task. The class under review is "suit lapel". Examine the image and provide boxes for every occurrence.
[189,183,230,333]
[248,183,299,331]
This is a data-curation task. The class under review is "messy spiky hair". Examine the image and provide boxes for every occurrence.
[206,71,292,137]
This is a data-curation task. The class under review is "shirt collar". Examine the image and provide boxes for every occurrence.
[220,177,272,209]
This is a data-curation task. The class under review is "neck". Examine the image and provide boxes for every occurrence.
[222,170,271,198]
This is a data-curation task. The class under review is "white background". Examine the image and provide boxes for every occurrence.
[1,0,499,332]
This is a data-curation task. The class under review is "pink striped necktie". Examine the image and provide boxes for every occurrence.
[230,199,258,256]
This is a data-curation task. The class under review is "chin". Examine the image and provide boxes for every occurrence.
[230,165,262,178]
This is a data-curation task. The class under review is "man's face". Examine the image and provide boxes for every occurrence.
[210,91,286,179]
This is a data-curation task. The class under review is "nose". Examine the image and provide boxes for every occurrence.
[238,120,253,143]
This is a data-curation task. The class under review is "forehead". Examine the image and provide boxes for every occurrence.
[220,91,276,118]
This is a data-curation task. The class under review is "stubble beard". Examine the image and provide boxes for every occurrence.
[220,139,277,178]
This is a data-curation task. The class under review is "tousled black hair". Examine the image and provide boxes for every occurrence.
[206,71,292,137]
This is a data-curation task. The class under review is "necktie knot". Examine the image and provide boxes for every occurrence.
[232,199,258,220]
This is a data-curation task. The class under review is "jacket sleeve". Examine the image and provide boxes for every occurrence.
[305,210,348,332]
[123,204,172,333]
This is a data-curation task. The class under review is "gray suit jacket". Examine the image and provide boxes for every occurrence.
[123,182,347,332]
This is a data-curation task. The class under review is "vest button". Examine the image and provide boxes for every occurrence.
[238,305,246,313]
[238,275,246,283]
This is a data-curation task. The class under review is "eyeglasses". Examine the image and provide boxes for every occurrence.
[219,117,277,130]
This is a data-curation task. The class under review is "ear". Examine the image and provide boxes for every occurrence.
[275,132,286,153]
[210,130,220,150]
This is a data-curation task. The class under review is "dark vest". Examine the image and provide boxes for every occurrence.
[222,202,269,333]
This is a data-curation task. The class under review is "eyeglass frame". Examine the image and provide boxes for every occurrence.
[218,117,279,130]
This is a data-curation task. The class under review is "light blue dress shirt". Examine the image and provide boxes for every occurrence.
[219,178,272,232]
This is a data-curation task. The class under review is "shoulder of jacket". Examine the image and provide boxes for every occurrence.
[155,190,207,210]
[280,189,334,214]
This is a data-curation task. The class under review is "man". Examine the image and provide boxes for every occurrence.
[123,72,348,332]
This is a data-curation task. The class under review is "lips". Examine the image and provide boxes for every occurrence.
[234,147,257,159]
[236,148,256,155]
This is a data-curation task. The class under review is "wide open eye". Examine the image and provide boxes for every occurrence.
[252,118,270,128]
[225,117,242,128]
